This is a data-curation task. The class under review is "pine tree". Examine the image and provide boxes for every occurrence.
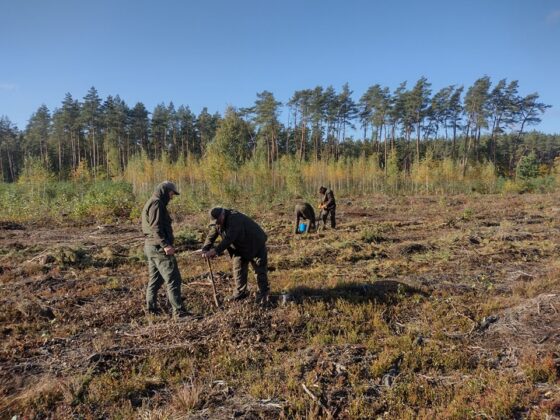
[196,107,220,156]
[463,77,491,173]
[408,77,432,163]
[59,93,82,170]
[129,102,149,156]
[253,90,282,166]
[81,87,102,177]
[446,86,463,160]
[0,116,21,181]
[516,151,539,180]
[151,103,170,159]
[177,105,196,159]
[24,105,51,165]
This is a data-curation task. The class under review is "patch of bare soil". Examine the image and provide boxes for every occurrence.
[482,293,560,352]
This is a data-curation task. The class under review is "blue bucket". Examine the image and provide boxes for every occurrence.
[298,223,307,233]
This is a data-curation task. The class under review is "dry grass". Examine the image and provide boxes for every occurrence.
[1,193,559,418]
[171,379,204,412]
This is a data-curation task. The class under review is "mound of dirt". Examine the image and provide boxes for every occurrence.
[483,293,560,350]
[52,246,89,265]
[399,242,431,255]
[15,299,56,321]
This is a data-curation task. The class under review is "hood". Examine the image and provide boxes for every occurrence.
[152,181,175,206]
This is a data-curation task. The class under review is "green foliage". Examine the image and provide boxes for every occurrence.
[461,207,474,220]
[386,149,400,192]
[207,107,251,170]
[204,107,252,201]
[361,227,387,244]
[0,179,137,223]
[499,152,557,193]
[18,157,54,185]
[518,175,556,194]
[174,228,200,249]
[3,152,559,225]
[104,131,120,179]
[72,181,135,222]
[71,159,93,183]
[280,155,305,196]
[516,151,539,181]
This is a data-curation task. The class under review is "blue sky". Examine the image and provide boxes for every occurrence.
[1,0,559,134]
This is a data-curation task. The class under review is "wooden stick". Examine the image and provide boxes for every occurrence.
[301,383,332,418]
[205,257,220,308]
[186,281,215,287]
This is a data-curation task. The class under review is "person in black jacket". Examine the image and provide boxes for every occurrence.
[201,207,269,304]
[141,181,188,317]
[319,186,336,229]
[294,202,316,233]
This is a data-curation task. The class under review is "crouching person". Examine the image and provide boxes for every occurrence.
[201,207,269,305]
[141,181,188,318]
[294,202,316,234]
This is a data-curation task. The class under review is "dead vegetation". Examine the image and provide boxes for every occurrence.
[1,193,559,418]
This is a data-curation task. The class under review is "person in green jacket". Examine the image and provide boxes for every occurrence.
[142,181,188,317]
[201,207,269,304]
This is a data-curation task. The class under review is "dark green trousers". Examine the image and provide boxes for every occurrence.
[144,243,186,315]
[231,246,269,297]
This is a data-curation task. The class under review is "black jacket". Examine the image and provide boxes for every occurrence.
[295,202,316,220]
[321,188,336,210]
[203,210,267,259]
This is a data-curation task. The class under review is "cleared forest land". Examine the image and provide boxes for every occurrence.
[1,193,559,418]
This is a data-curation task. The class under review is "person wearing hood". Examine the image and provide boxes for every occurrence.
[142,181,188,317]
[201,207,269,304]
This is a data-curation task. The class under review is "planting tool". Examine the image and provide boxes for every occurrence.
[205,256,220,308]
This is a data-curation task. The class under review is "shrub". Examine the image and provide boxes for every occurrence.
[71,181,135,222]
[501,179,522,194]
[361,227,386,244]
[516,151,539,181]
[174,228,201,249]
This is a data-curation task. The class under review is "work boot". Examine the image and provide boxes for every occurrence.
[174,309,195,321]
[225,290,250,303]
[146,307,162,316]
[255,291,270,306]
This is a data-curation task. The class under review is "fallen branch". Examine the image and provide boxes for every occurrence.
[107,236,144,246]
[186,281,215,287]
[536,334,550,344]
[301,383,332,418]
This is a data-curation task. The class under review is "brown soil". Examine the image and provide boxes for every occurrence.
[1,193,559,418]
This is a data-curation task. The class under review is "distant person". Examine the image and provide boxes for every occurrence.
[141,181,188,318]
[294,202,316,234]
[201,207,269,304]
[319,186,336,229]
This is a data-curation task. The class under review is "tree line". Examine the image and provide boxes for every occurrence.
[0,76,554,182]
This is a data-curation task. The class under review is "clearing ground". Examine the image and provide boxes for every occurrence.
[1,193,559,418]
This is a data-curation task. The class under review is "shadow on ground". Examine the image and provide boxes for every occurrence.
[282,280,429,304]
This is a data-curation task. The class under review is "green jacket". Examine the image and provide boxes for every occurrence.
[203,210,267,259]
[142,183,175,248]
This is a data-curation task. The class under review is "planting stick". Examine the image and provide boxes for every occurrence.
[205,256,220,308]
